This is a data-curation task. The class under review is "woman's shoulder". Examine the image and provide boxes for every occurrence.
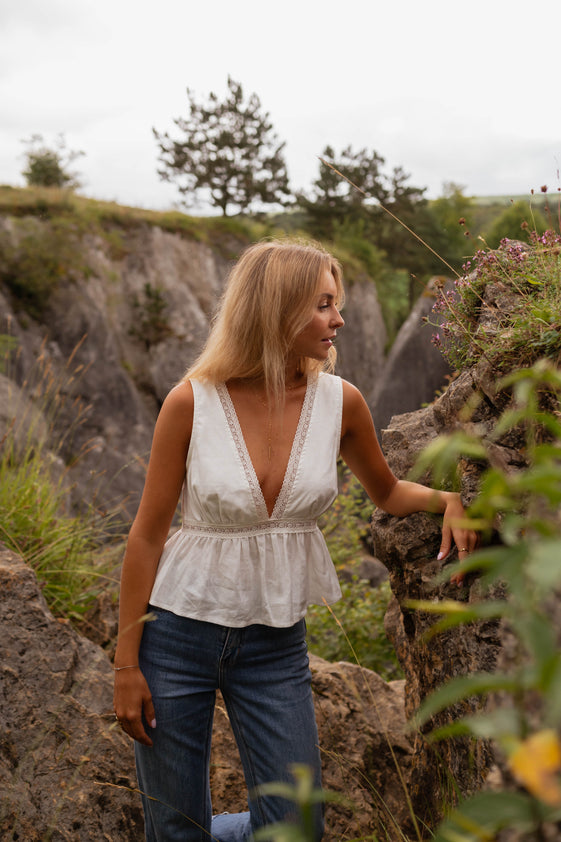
[161,380,195,417]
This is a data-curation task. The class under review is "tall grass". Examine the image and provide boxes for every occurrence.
[0,337,120,619]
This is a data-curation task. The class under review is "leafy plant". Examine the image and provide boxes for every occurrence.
[409,360,561,840]
[430,229,561,372]
[253,764,345,842]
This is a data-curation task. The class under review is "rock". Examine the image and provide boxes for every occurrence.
[335,274,386,413]
[0,545,143,841]
[209,657,414,842]
[340,556,389,588]
[370,359,528,829]
[0,544,415,841]
[372,278,453,433]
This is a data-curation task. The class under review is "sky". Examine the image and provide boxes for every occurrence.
[1,0,560,214]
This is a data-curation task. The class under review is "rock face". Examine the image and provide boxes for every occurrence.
[0,543,414,841]
[372,278,452,433]
[0,215,387,520]
[211,661,414,842]
[371,360,523,828]
[0,545,144,841]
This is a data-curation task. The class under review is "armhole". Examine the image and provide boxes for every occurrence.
[184,379,197,467]
[334,376,343,455]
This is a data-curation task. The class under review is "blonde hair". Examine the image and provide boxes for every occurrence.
[184,239,344,400]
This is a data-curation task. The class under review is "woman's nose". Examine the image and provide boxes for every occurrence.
[332,309,344,327]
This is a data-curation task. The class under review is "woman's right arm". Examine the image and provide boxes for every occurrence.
[113,380,194,746]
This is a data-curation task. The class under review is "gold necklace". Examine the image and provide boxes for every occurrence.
[251,375,304,462]
[251,385,274,462]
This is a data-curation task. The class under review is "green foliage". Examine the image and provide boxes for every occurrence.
[0,344,119,619]
[306,578,402,679]
[154,76,291,216]
[483,199,549,248]
[429,182,474,268]
[21,133,84,190]
[409,361,561,839]
[0,215,88,317]
[298,145,386,239]
[0,334,18,371]
[129,282,172,349]
[253,764,345,842]
[299,151,465,337]
[327,218,412,344]
[310,469,402,679]
[429,229,561,372]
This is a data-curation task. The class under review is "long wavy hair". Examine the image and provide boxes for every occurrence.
[184,239,344,401]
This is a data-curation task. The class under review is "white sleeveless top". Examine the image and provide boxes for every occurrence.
[149,372,343,628]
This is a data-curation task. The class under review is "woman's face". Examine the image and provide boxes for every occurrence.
[288,270,344,363]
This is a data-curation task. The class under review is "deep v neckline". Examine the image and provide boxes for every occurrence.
[216,377,318,520]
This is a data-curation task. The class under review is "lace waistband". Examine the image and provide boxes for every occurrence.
[181,519,318,538]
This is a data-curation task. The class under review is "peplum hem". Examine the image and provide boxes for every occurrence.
[150,524,342,629]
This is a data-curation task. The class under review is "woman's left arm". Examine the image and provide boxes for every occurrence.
[339,380,478,571]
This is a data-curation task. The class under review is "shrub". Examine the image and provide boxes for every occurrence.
[0,216,88,318]
[129,282,173,349]
[21,133,84,190]
[430,229,561,373]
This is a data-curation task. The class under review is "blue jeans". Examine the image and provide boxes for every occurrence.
[135,607,324,842]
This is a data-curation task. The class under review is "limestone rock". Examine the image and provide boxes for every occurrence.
[0,545,143,841]
[335,275,386,413]
[370,358,530,828]
[372,278,453,433]
[209,657,414,842]
[0,544,415,841]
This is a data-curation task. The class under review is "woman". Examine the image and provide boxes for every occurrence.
[113,239,477,842]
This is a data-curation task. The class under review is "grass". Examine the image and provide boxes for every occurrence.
[0,184,268,256]
[430,229,561,373]
[0,338,121,620]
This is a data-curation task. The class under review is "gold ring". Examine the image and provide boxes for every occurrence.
[459,547,468,552]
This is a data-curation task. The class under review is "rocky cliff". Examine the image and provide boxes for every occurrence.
[0,544,415,841]
[0,214,392,519]
[0,205,473,840]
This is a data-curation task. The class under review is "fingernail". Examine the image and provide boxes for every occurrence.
[150,719,157,729]
[437,551,444,561]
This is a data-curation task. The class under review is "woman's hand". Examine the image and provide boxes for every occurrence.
[113,667,156,747]
[438,492,479,585]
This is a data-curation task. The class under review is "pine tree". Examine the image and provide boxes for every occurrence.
[154,77,291,216]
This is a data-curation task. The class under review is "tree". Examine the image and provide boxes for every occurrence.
[154,77,291,216]
[21,133,84,189]
[297,145,386,238]
[428,182,474,268]
[483,199,548,248]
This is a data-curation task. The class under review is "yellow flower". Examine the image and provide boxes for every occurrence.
[509,730,561,806]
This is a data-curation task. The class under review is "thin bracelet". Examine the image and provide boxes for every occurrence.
[113,664,140,672]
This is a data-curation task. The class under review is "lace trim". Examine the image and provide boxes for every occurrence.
[181,519,317,537]
[216,377,318,521]
[271,376,317,519]
[216,383,268,519]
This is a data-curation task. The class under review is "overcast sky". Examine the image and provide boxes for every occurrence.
[1,0,560,213]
